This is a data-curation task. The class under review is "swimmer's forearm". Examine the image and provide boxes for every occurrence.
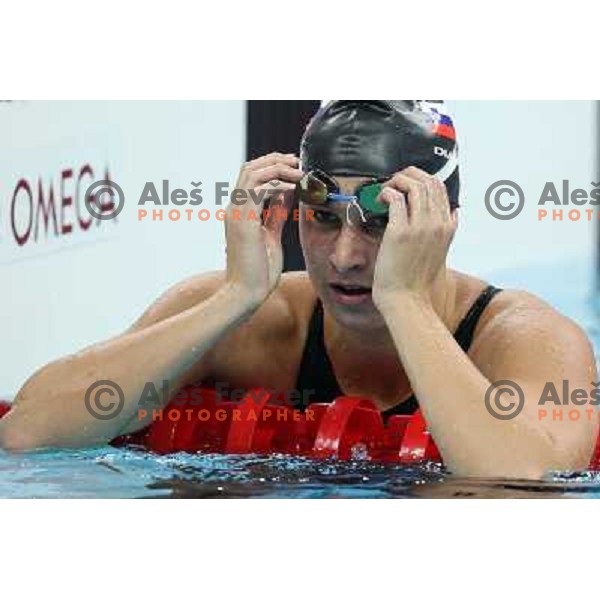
[378,293,557,480]
[0,284,260,451]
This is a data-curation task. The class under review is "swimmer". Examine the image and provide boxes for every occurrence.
[1,100,597,479]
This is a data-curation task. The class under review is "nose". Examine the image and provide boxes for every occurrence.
[328,223,369,274]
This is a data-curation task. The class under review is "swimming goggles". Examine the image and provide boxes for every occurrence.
[295,170,389,222]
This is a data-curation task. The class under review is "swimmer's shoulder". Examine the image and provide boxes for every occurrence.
[129,269,316,344]
[453,272,594,368]
[226,271,316,349]
[128,270,228,331]
[272,271,318,330]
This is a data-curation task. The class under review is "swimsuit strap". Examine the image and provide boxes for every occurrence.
[452,284,503,352]
[294,300,343,407]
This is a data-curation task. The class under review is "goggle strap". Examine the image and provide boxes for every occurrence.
[347,197,367,224]
[328,193,353,202]
[433,153,458,183]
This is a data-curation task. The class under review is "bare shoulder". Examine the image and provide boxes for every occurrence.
[200,271,316,386]
[473,287,588,342]
[468,284,595,375]
[128,270,228,331]
[129,268,316,351]
[219,271,316,347]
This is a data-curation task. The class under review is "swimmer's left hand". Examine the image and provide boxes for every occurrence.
[372,166,457,311]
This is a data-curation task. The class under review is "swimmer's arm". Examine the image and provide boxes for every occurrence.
[377,291,598,480]
[0,273,261,451]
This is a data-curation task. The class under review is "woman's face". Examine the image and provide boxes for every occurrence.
[299,176,390,331]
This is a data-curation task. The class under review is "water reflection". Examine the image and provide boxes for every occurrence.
[135,453,600,499]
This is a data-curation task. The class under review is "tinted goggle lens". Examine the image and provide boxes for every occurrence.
[296,173,388,215]
[296,172,329,205]
[357,182,387,215]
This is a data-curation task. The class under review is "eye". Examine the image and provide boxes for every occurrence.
[361,214,389,234]
[313,209,341,226]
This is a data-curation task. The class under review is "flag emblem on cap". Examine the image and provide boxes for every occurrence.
[415,100,457,142]
[432,112,456,141]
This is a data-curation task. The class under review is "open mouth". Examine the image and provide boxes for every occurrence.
[329,283,372,304]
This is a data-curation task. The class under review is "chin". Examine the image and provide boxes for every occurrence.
[321,293,387,332]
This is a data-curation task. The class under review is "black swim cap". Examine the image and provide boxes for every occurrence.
[300,100,460,209]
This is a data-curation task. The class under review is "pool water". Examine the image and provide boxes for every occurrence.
[2,448,600,498]
[2,259,600,499]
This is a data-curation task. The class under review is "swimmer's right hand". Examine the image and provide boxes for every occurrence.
[224,152,303,307]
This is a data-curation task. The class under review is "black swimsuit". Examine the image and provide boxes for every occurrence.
[294,284,503,418]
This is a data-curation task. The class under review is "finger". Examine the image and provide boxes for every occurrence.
[232,164,301,217]
[264,210,285,240]
[400,166,431,183]
[253,181,296,196]
[263,190,292,239]
[402,167,441,219]
[253,163,304,186]
[383,172,428,224]
[244,152,299,171]
[403,167,450,222]
[432,177,452,222]
[450,207,459,231]
[379,187,407,228]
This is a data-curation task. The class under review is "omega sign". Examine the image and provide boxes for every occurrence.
[7,164,117,247]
